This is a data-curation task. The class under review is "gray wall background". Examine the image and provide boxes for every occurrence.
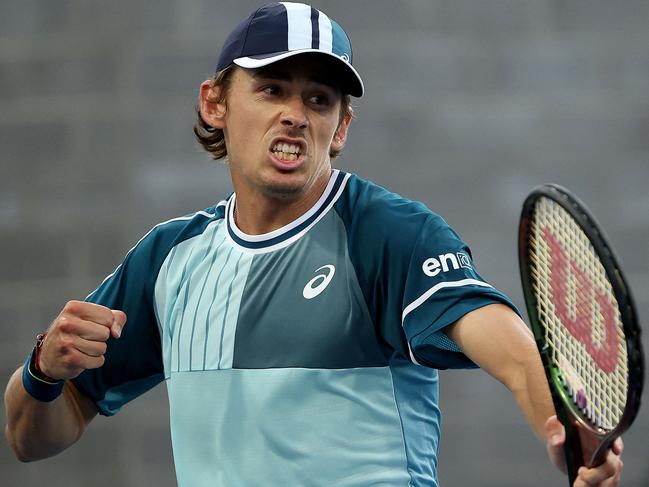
[1,1,648,486]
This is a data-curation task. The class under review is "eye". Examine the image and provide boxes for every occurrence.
[262,85,281,96]
[309,93,332,107]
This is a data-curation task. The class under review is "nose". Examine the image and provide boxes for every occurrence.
[280,96,308,130]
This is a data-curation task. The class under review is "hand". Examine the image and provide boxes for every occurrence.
[545,416,624,487]
[38,300,127,381]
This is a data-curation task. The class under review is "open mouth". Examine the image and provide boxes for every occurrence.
[271,142,302,162]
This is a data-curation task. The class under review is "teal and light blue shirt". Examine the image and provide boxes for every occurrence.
[72,169,517,487]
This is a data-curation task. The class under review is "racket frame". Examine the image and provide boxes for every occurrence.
[518,184,644,484]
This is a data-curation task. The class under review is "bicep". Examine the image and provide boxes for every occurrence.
[444,303,538,388]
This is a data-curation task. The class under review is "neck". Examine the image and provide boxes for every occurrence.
[233,170,332,235]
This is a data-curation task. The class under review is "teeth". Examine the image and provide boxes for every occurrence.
[274,151,298,161]
[272,143,300,155]
[271,142,301,162]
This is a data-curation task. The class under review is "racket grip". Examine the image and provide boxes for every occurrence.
[564,419,613,486]
[563,424,583,486]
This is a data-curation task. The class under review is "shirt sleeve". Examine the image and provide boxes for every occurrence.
[71,233,165,416]
[70,208,222,415]
[401,214,519,369]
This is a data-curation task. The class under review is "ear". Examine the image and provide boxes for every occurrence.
[198,80,227,129]
[330,107,353,153]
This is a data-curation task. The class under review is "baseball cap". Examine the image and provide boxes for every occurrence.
[216,2,364,97]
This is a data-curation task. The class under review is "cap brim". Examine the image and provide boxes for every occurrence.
[233,49,364,97]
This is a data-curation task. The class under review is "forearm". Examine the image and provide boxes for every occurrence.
[505,339,555,441]
[5,301,124,461]
[446,304,555,441]
[4,366,93,461]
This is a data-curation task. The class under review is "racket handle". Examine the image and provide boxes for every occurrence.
[564,419,614,486]
[562,419,584,486]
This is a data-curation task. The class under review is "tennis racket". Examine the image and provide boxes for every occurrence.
[518,184,644,485]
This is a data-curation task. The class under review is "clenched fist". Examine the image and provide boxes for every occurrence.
[38,300,127,381]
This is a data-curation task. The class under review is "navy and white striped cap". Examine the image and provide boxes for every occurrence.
[216,2,364,97]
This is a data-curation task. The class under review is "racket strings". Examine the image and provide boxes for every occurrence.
[529,197,628,432]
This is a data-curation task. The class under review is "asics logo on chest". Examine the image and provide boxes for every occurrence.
[422,252,472,277]
[303,265,336,299]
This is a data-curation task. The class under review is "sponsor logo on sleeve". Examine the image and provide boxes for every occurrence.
[422,251,472,277]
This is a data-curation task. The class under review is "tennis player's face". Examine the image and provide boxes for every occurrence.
[207,57,350,203]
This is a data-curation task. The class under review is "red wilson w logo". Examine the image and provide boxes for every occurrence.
[543,228,619,373]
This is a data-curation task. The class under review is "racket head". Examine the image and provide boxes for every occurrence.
[518,184,644,469]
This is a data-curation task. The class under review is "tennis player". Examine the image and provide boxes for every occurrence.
[5,3,624,486]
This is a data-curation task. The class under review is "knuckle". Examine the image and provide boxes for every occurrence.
[615,459,623,474]
[57,318,76,334]
[64,300,82,313]
[102,327,111,340]
[95,326,110,341]
[93,355,106,369]
[60,336,76,351]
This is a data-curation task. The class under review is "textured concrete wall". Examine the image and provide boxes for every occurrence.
[2,1,648,486]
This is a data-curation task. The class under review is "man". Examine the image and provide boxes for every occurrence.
[4,3,624,486]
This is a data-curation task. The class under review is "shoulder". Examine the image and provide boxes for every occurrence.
[98,202,226,282]
[130,202,226,258]
[335,173,451,249]
[86,202,227,302]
